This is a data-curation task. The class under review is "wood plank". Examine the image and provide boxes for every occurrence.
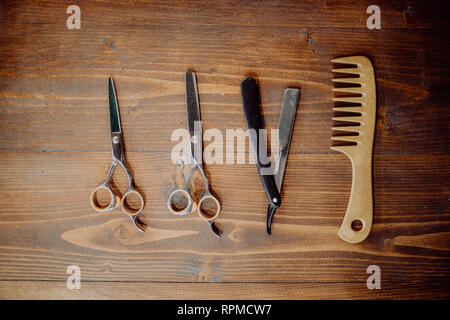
[0,151,448,284]
[0,281,448,300]
[0,68,447,155]
[0,2,448,155]
[1,0,448,30]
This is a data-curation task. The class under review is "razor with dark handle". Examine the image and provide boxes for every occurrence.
[241,77,300,234]
[241,77,281,220]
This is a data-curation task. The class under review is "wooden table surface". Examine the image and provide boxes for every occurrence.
[0,0,449,299]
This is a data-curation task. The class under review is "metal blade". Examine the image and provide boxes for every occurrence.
[108,77,121,133]
[275,88,300,191]
[185,72,202,163]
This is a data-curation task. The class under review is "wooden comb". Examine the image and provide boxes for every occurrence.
[331,56,376,243]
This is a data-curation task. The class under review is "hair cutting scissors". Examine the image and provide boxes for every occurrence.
[167,72,222,237]
[90,77,145,232]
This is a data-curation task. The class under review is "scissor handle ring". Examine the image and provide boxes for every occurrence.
[197,194,221,221]
[121,189,145,216]
[90,185,118,212]
[167,189,195,215]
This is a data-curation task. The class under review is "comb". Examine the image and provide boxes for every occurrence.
[331,56,376,243]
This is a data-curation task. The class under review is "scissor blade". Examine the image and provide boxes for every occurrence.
[109,77,121,133]
[185,72,202,163]
[275,88,300,191]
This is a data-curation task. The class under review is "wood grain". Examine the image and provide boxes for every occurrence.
[1,281,448,300]
[0,0,449,299]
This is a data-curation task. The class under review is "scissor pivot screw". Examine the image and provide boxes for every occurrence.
[112,136,120,144]
[191,135,198,144]
[273,198,278,203]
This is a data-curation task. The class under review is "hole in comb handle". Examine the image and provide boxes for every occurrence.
[351,219,363,232]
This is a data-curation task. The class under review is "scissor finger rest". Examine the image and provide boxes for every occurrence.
[131,215,147,232]
[90,184,120,212]
[167,189,196,215]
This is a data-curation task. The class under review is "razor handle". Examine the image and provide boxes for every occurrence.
[241,77,281,208]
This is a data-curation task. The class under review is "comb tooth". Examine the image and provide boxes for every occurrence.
[332,68,360,75]
[333,107,363,113]
[332,56,372,68]
[333,87,363,94]
[332,126,361,133]
[333,97,364,104]
[331,135,360,143]
[332,57,361,65]
[332,78,362,85]
[332,116,362,123]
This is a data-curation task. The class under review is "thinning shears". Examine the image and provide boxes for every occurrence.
[167,72,222,237]
[90,77,145,232]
